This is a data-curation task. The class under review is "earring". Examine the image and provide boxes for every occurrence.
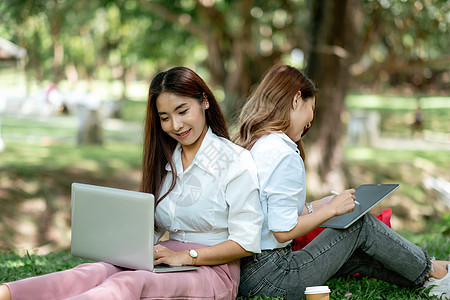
[205,102,209,109]
[294,105,297,111]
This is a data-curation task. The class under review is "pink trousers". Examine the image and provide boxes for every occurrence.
[5,240,240,300]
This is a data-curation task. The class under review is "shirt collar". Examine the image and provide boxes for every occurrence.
[165,127,218,175]
[165,143,183,174]
[271,131,299,152]
[192,127,219,175]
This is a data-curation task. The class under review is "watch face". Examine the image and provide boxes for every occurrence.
[189,249,198,258]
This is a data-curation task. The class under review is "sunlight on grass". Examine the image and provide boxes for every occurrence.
[0,251,92,282]
[345,146,450,169]
[345,147,374,160]
[1,258,26,269]
[399,231,450,260]
[345,94,450,134]
[76,159,102,172]
[0,101,448,299]
[346,94,450,110]
[1,142,142,172]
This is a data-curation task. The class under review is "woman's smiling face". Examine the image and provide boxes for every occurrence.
[156,92,208,150]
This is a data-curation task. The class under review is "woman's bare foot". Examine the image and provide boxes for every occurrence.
[424,262,450,298]
[0,284,11,300]
[435,260,450,269]
[429,260,449,279]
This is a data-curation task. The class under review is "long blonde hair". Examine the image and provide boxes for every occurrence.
[235,65,317,159]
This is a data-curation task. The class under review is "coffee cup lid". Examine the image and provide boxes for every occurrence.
[304,286,331,294]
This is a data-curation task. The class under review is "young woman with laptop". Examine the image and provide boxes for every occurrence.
[0,67,263,299]
[234,64,450,299]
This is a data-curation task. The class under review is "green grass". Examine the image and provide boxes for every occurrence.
[0,251,92,283]
[346,94,450,134]
[0,112,144,251]
[325,227,450,299]
[326,277,434,299]
[1,232,448,299]
[0,93,449,299]
[0,114,143,144]
[343,146,450,232]
[346,95,450,110]
[1,141,142,175]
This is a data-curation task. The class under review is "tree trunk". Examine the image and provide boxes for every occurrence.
[223,41,251,123]
[77,105,103,145]
[50,12,65,84]
[304,0,361,194]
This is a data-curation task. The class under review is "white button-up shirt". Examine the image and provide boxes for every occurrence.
[250,132,306,250]
[155,128,263,253]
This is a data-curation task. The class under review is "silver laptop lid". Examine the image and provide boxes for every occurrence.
[71,183,155,271]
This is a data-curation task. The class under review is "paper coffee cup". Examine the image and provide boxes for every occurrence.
[304,286,331,300]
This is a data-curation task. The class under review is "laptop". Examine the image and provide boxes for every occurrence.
[70,182,200,272]
[319,184,399,229]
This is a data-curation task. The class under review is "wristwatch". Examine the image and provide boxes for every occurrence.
[188,249,198,265]
[305,202,314,214]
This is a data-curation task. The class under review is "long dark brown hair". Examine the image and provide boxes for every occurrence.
[140,66,229,206]
[235,64,317,160]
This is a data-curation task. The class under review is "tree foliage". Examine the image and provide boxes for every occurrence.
[351,0,450,91]
[0,0,448,188]
[1,0,447,97]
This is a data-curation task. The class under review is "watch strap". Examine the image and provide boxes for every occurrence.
[305,202,314,214]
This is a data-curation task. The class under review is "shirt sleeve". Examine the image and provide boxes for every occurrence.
[224,154,263,253]
[261,151,305,233]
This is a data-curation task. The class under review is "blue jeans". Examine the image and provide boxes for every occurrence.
[238,214,431,299]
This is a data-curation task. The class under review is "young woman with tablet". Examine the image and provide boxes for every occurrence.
[235,64,450,299]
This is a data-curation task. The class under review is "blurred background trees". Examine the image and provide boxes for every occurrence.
[0,0,449,194]
[2,1,448,100]
[3,0,447,103]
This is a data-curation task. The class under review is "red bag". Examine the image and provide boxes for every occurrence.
[292,209,392,251]
[375,208,392,228]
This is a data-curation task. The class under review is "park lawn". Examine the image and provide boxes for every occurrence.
[0,231,448,299]
[345,94,450,135]
[0,93,448,299]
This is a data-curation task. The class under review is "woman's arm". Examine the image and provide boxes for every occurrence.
[302,195,334,215]
[153,240,251,266]
[273,189,356,243]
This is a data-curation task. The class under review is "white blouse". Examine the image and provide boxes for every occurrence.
[155,128,263,253]
[250,132,306,250]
